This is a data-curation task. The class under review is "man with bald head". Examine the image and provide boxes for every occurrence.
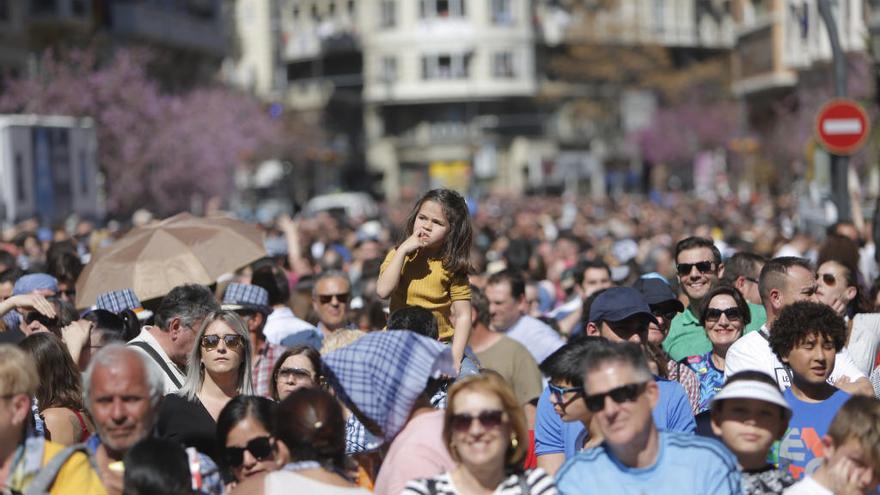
[83,345,223,495]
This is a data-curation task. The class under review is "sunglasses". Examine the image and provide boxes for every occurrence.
[676,261,715,276]
[200,334,245,351]
[652,309,677,321]
[317,292,350,305]
[449,409,505,432]
[584,382,648,412]
[223,436,273,467]
[24,311,57,327]
[548,383,582,410]
[705,307,742,322]
[817,273,838,287]
[276,367,314,382]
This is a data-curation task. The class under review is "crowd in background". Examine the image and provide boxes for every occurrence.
[0,189,879,495]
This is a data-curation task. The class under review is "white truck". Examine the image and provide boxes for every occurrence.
[0,115,101,227]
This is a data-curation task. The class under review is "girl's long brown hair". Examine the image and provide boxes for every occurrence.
[401,188,472,276]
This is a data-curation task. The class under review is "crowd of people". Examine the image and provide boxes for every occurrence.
[0,188,879,494]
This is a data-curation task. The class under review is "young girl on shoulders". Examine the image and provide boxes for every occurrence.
[376,189,472,372]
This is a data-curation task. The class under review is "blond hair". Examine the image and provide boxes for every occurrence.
[0,344,38,397]
[320,329,365,355]
[443,372,529,470]
[827,395,880,476]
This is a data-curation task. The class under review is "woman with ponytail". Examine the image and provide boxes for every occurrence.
[231,387,369,495]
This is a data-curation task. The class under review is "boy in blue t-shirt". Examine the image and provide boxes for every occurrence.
[768,301,851,481]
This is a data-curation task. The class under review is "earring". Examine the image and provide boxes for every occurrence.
[510,436,518,449]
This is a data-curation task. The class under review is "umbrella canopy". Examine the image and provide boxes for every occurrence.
[76,213,267,309]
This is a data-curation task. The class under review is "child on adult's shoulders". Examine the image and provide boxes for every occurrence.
[710,371,794,494]
[768,301,851,481]
[783,395,880,495]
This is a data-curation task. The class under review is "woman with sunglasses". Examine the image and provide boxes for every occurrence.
[231,387,370,495]
[684,285,750,413]
[217,396,286,486]
[404,373,557,495]
[157,311,254,464]
[269,345,323,402]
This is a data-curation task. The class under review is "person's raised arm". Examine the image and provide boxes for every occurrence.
[376,233,422,299]
[0,293,55,319]
[449,300,471,374]
[278,214,312,276]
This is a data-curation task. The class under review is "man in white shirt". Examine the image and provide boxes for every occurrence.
[252,264,317,345]
[485,269,564,365]
[725,257,873,396]
[128,284,219,394]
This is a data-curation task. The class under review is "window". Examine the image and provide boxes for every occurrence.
[491,0,513,24]
[328,1,336,15]
[347,0,355,15]
[293,5,299,19]
[419,0,465,19]
[311,4,320,21]
[421,53,470,80]
[492,52,515,78]
[380,0,395,27]
[72,0,86,16]
[380,56,397,83]
[0,0,9,22]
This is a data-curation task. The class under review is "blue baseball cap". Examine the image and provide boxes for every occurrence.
[589,287,658,325]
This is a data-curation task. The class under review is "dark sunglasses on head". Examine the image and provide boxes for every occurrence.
[223,436,273,467]
[584,382,648,413]
[676,261,715,276]
[449,409,505,432]
[276,367,314,381]
[817,272,838,287]
[200,334,244,351]
[317,292,350,305]
[705,307,742,322]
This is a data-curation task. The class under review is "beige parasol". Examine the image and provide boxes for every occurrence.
[75,212,266,309]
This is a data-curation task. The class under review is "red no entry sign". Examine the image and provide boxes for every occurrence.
[815,99,870,155]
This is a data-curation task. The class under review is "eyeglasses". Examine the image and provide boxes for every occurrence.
[223,436,274,467]
[817,273,838,287]
[744,276,759,284]
[449,409,505,432]
[584,382,648,412]
[200,334,245,351]
[548,383,581,401]
[676,261,715,276]
[705,307,743,323]
[317,292,350,305]
[276,367,314,382]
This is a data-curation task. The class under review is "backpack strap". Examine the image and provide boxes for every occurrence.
[23,443,92,495]
[129,341,182,388]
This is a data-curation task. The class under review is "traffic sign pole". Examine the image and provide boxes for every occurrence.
[815,99,870,223]
[818,0,850,221]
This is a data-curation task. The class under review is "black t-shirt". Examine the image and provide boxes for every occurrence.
[156,394,219,464]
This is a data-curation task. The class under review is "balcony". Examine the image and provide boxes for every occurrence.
[109,2,227,57]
